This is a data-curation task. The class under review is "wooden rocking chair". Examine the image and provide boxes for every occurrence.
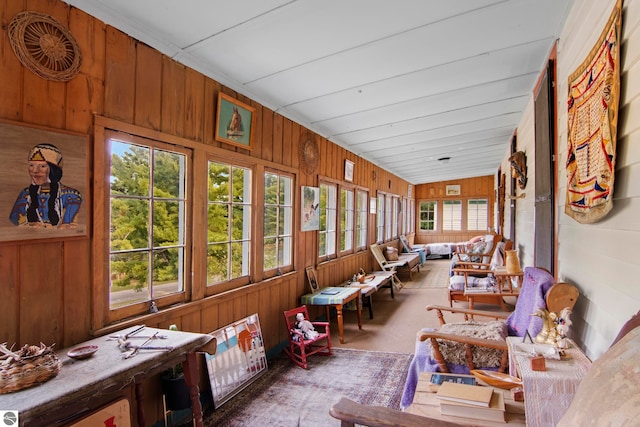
[283,305,332,369]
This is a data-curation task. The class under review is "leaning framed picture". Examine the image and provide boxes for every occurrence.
[204,314,267,409]
[0,119,89,242]
[215,92,256,150]
[305,266,320,294]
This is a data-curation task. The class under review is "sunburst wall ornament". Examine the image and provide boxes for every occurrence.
[8,11,82,82]
[298,131,319,175]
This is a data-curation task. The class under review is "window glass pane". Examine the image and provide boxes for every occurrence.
[340,189,354,251]
[356,190,368,249]
[208,204,228,239]
[207,243,228,284]
[110,141,149,197]
[264,237,276,270]
[208,163,229,203]
[377,195,384,242]
[264,173,277,204]
[153,247,182,294]
[264,207,278,236]
[153,200,182,247]
[110,251,150,308]
[111,199,149,250]
[153,149,185,198]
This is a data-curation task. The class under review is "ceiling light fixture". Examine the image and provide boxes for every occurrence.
[437,157,451,164]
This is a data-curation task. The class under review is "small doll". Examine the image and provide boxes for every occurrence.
[295,312,319,340]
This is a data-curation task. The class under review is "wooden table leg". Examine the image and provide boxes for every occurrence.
[356,290,362,330]
[183,352,204,427]
[335,304,345,344]
[135,381,145,427]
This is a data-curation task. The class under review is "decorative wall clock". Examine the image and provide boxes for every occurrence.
[8,11,82,82]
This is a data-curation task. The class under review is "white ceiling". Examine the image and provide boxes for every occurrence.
[64,0,573,184]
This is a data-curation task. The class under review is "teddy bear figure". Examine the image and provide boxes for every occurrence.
[295,312,319,340]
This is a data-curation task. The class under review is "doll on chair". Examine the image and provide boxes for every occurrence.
[295,312,319,340]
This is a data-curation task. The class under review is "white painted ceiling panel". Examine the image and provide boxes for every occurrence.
[64,0,574,184]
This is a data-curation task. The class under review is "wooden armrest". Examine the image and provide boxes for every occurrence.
[451,263,492,270]
[329,397,463,427]
[416,330,508,351]
[426,304,509,320]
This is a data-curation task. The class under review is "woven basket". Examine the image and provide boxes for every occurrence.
[0,352,62,394]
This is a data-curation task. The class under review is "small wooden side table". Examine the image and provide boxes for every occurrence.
[506,337,592,427]
[493,268,524,292]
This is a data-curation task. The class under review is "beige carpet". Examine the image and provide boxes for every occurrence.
[402,258,450,289]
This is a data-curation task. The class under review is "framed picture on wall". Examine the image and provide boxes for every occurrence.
[301,186,320,231]
[215,93,256,150]
[344,159,354,182]
[0,119,89,242]
[446,184,461,196]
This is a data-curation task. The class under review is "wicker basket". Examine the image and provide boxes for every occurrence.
[0,352,62,394]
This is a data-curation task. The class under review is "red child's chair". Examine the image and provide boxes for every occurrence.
[283,305,332,369]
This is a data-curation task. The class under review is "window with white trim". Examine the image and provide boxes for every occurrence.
[207,161,251,285]
[340,188,355,252]
[264,171,293,271]
[108,138,189,312]
[356,190,368,250]
[419,201,437,231]
[319,182,337,259]
[376,194,385,242]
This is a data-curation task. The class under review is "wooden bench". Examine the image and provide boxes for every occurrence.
[370,241,421,284]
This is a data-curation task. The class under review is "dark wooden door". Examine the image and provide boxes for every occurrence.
[534,60,555,274]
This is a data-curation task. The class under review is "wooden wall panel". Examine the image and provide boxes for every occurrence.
[0,0,24,121]
[19,242,64,346]
[104,27,136,122]
[272,114,283,164]
[261,106,274,161]
[0,245,19,344]
[184,68,205,142]
[63,239,91,346]
[161,57,186,137]
[134,43,162,130]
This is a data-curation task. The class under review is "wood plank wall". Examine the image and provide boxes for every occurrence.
[413,175,496,244]
[0,0,410,358]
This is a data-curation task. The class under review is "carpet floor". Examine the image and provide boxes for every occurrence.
[203,348,412,427]
[402,258,450,289]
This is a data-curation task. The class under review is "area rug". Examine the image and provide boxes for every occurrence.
[402,259,450,289]
[203,348,412,427]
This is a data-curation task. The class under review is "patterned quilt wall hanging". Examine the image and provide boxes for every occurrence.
[565,0,622,224]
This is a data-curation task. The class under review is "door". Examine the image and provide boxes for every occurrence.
[534,60,555,274]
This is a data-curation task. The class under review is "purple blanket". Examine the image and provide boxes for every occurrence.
[401,267,555,409]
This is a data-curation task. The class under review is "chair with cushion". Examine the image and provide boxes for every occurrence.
[283,305,332,369]
[447,236,509,307]
[400,267,578,409]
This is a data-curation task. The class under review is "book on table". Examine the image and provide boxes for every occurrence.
[435,381,493,407]
[439,389,506,423]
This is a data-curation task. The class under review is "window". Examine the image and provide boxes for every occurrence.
[385,194,392,240]
[263,171,293,271]
[319,183,337,259]
[392,196,399,238]
[340,188,354,252]
[419,201,437,231]
[442,200,462,231]
[108,139,189,311]
[355,190,368,250]
[207,161,251,285]
[467,198,488,231]
[376,194,385,242]
[408,199,416,234]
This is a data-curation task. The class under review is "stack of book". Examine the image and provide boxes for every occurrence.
[435,381,506,423]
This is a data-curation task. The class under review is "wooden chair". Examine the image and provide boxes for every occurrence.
[283,305,332,369]
[369,244,404,290]
[447,235,508,307]
[421,268,579,373]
